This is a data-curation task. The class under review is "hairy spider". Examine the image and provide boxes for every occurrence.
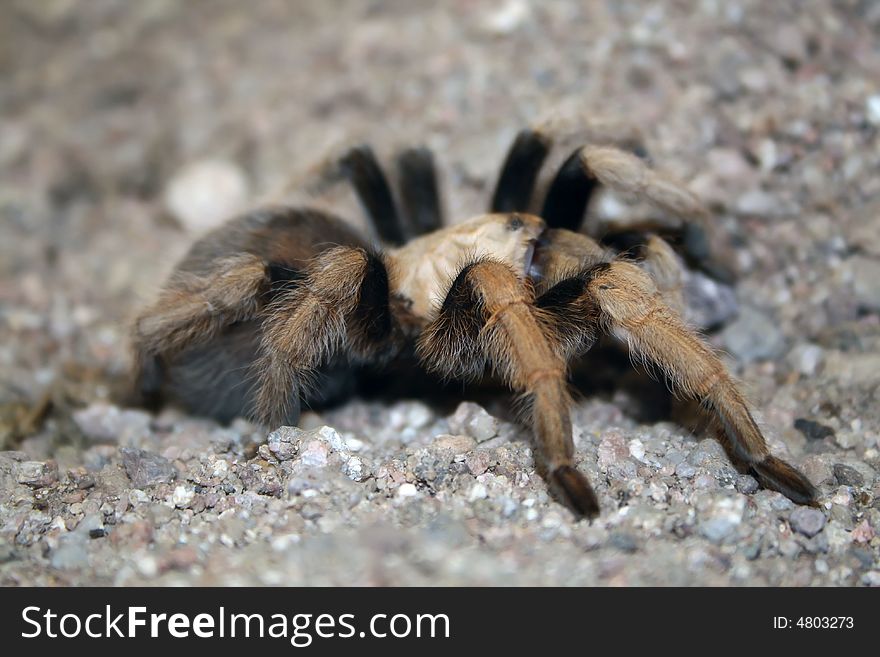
[131,120,816,518]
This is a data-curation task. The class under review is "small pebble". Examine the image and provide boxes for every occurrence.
[721,306,785,363]
[448,402,498,443]
[850,256,880,312]
[790,507,826,537]
[172,485,194,508]
[851,520,875,544]
[16,460,58,488]
[832,464,864,487]
[794,418,835,441]
[121,448,177,488]
[735,474,759,495]
[866,95,880,126]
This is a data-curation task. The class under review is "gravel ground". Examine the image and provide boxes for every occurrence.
[2,0,879,586]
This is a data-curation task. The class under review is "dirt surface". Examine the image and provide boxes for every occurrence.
[1,0,879,586]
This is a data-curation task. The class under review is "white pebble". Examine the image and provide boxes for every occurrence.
[406,403,434,429]
[758,139,778,172]
[397,483,418,498]
[270,534,301,552]
[137,554,159,578]
[171,485,194,508]
[628,438,646,462]
[788,343,824,376]
[211,459,229,478]
[315,426,346,451]
[482,0,529,34]
[164,159,248,233]
[299,440,330,468]
[831,487,852,506]
[345,456,366,482]
[468,482,488,502]
[342,434,365,452]
[866,95,880,126]
[128,489,150,506]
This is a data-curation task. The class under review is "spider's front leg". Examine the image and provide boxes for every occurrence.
[254,246,404,427]
[417,259,600,518]
[536,244,817,506]
[492,125,729,282]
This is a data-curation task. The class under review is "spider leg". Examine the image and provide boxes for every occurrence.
[540,148,601,231]
[340,145,407,246]
[396,146,444,235]
[536,258,817,506]
[330,144,445,242]
[599,220,734,284]
[573,146,735,282]
[490,129,551,213]
[635,234,686,316]
[536,138,725,281]
[131,253,269,401]
[491,114,645,217]
[531,228,609,295]
[254,246,402,427]
[418,259,599,518]
[573,145,709,224]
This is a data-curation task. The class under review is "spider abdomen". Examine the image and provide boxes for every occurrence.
[134,206,372,424]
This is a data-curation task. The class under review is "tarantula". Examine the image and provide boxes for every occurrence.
[131,120,817,518]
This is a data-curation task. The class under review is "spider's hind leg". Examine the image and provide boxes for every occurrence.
[396,146,444,235]
[341,144,445,243]
[340,145,407,246]
[490,114,647,220]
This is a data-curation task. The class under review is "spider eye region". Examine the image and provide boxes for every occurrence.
[506,215,524,231]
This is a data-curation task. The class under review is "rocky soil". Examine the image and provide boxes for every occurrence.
[1,0,879,586]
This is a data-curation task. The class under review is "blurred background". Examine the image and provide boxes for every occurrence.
[1,0,879,585]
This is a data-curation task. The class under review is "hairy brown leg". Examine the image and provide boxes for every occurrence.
[491,115,644,222]
[576,145,708,222]
[254,247,402,428]
[131,254,270,402]
[539,140,728,281]
[417,260,599,518]
[636,235,687,315]
[539,257,816,506]
[576,145,743,284]
[531,228,608,293]
[599,221,734,285]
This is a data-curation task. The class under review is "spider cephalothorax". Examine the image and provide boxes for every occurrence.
[131,121,817,518]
